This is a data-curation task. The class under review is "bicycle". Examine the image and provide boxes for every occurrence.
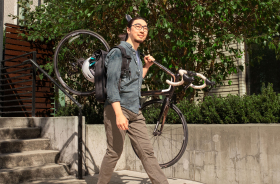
[53,30,215,169]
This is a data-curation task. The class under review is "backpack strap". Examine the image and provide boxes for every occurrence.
[110,45,132,91]
[113,45,131,78]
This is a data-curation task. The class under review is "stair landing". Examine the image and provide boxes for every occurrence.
[24,170,204,184]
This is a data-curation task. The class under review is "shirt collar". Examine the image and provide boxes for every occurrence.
[121,41,137,52]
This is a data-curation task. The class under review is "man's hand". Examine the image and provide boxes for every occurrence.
[111,101,129,130]
[116,113,129,130]
[143,54,155,68]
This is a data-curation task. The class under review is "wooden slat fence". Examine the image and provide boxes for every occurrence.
[1,23,54,117]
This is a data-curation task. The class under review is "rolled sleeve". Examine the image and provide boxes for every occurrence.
[105,49,122,103]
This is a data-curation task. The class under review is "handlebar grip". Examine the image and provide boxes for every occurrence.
[206,79,216,86]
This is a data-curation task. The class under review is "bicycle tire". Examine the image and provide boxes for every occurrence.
[53,29,110,96]
[135,99,188,168]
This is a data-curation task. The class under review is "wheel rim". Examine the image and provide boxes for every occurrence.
[54,30,110,96]
[141,100,188,168]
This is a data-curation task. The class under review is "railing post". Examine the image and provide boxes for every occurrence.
[32,52,36,117]
[78,108,83,179]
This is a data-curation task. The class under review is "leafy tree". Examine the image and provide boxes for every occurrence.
[10,0,280,102]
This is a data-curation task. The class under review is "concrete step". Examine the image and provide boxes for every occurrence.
[23,176,84,184]
[0,127,40,140]
[0,118,35,128]
[0,138,50,153]
[0,163,70,184]
[0,150,60,169]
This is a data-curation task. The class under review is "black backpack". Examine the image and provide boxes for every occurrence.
[93,45,131,103]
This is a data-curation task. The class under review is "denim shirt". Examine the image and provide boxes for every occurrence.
[104,41,143,114]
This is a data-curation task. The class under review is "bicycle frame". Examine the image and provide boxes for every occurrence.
[141,59,179,136]
[141,60,177,97]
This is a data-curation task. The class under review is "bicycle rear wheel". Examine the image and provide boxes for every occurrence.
[53,29,110,96]
[139,99,188,168]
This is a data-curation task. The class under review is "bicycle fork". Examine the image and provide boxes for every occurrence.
[153,97,170,136]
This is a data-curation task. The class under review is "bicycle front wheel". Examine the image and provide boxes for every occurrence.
[140,99,188,168]
[53,30,110,96]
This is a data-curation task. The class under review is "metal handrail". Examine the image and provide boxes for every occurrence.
[0,51,83,179]
[27,56,84,179]
[0,52,36,116]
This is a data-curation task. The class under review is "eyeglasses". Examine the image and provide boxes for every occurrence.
[132,24,149,32]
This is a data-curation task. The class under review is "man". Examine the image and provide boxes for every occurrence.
[97,16,169,184]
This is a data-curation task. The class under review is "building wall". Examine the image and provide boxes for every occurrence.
[3,0,41,27]
[3,0,18,26]
[30,0,39,11]
[195,42,247,101]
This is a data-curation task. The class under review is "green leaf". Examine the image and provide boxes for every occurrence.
[39,73,44,80]
[165,34,170,39]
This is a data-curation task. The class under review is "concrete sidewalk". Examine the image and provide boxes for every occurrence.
[26,170,203,184]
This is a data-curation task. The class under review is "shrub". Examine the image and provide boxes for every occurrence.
[55,102,104,124]
[56,83,280,124]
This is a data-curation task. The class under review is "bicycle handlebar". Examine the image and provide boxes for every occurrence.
[139,53,215,90]
[166,69,215,89]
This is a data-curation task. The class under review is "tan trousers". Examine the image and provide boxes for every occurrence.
[97,105,169,184]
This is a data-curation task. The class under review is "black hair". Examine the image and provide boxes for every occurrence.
[118,16,147,41]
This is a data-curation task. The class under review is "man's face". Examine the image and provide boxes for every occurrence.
[127,19,148,44]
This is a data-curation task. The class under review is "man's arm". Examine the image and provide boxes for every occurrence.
[142,65,150,78]
[106,49,122,103]
[142,54,155,78]
[106,49,128,130]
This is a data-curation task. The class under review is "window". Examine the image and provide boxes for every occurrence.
[247,43,280,95]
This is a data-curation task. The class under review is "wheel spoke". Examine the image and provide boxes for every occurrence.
[160,134,172,164]
[139,100,188,168]
[160,134,183,151]
[66,46,79,61]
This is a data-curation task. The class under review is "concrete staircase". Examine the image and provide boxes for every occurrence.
[0,118,71,184]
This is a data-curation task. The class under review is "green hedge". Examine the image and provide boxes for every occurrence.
[56,83,280,124]
[178,83,280,124]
